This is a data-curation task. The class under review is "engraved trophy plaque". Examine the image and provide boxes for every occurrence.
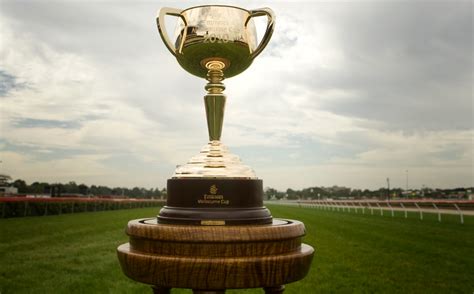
[156,5,275,225]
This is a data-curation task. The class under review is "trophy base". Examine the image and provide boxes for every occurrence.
[158,178,272,225]
[117,218,314,291]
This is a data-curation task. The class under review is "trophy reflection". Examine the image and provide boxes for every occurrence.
[156,5,275,225]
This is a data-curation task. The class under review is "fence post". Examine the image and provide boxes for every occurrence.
[400,203,408,218]
[376,203,383,216]
[24,201,28,217]
[414,202,423,220]
[387,202,394,217]
[432,203,441,222]
[454,203,464,224]
[359,203,365,214]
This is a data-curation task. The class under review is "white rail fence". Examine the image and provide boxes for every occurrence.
[268,199,474,224]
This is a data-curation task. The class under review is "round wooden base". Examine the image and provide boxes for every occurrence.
[117,218,314,292]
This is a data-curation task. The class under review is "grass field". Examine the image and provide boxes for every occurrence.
[0,205,473,293]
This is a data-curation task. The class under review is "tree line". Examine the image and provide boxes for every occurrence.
[264,186,473,200]
[5,179,472,200]
[10,179,165,199]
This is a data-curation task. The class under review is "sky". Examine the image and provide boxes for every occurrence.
[0,0,472,190]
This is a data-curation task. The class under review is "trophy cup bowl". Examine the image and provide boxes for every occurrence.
[157,5,274,78]
[156,5,275,225]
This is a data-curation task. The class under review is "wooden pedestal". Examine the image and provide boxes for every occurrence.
[117,218,314,293]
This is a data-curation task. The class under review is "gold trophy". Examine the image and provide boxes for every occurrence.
[156,5,275,225]
[117,7,314,291]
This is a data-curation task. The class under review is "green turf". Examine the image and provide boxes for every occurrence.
[0,206,473,293]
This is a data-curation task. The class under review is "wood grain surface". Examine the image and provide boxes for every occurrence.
[117,218,314,291]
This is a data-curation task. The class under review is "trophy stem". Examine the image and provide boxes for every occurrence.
[204,60,227,142]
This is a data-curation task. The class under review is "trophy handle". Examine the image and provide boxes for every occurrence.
[246,8,275,59]
[156,7,185,56]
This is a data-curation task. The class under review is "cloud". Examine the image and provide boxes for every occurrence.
[0,13,182,187]
[0,1,472,190]
[297,2,473,131]
[0,70,29,96]
[11,118,81,129]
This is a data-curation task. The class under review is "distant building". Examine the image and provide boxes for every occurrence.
[0,186,18,195]
[0,174,18,196]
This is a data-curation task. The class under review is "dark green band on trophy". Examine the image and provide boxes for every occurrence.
[167,178,264,208]
[158,179,272,225]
